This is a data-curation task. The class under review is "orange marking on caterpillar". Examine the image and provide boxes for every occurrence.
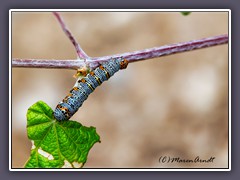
[99,65,110,79]
[78,78,86,83]
[90,71,95,76]
[73,87,79,91]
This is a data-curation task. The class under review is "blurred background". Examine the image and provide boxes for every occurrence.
[11,11,229,168]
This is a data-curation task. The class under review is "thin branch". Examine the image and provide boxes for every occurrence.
[91,34,228,63]
[12,59,82,69]
[53,12,89,60]
[12,34,228,70]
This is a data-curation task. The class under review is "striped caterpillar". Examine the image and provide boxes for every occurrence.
[54,57,129,121]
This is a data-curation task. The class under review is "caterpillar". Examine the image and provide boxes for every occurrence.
[54,57,129,121]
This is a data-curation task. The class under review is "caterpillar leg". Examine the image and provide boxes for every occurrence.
[73,67,88,78]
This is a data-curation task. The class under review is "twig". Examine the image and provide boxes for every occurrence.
[12,34,228,70]
[12,59,82,69]
[53,12,89,60]
[91,34,228,63]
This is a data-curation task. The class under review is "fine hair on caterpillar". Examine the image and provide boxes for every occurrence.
[54,57,129,121]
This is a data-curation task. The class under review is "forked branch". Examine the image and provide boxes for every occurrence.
[12,13,228,70]
[53,12,89,60]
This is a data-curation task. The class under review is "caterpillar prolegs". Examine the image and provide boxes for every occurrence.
[54,57,129,121]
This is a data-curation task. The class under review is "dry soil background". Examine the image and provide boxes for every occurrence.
[11,11,229,168]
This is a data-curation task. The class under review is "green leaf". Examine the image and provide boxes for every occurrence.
[24,101,100,168]
[181,12,191,16]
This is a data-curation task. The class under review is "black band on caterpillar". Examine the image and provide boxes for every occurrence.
[54,57,129,121]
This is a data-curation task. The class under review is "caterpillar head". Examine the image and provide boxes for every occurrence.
[119,59,129,69]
